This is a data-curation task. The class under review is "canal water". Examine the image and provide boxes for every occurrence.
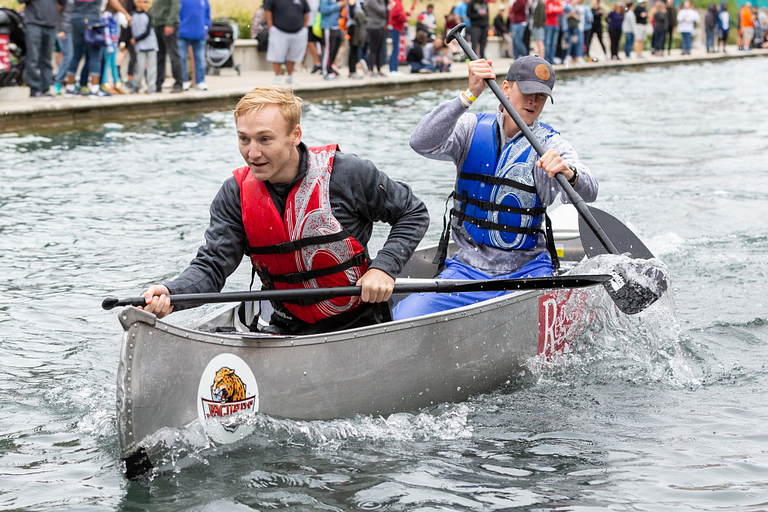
[1,57,767,510]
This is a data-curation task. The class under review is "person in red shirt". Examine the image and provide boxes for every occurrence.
[544,0,563,63]
[509,0,528,59]
[388,0,407,74]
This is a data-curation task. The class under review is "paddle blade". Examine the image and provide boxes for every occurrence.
[578,206,655,259]
[603,263,669,315]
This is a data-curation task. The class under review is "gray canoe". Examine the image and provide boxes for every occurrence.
[116,205,598,478]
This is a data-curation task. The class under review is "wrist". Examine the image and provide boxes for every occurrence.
[567,164,579,186]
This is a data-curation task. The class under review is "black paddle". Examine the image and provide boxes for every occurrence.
[102,274,611,310]
[445,23,668,315]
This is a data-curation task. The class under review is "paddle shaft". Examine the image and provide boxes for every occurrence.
[102,275,611,310]
[447,26,620,255]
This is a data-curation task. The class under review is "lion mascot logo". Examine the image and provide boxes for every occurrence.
[211,367,246,403]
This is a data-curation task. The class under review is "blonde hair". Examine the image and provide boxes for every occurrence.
[234,85,303,133]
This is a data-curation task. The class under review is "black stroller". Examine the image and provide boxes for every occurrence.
[0,7,26,87]
[206,18,241,76]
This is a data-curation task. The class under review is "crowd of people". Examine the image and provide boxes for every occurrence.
[14,0,767,98]
[18,0,210,99]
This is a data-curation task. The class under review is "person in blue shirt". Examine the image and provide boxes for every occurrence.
[177,0,210,90]
[319,0,344,79]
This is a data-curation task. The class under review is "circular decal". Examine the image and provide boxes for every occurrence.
[197,353,259,444]
[534,64,550,81]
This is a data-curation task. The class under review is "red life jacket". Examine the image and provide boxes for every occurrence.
[233,144,369,324]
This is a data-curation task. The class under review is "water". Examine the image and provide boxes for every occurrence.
[1,58,767,510]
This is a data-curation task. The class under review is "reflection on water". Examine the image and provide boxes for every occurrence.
[1,58,767,510]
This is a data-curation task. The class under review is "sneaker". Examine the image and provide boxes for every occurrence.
[79,86,90,96]
[64,86,79,98]
[358,59,369,75]
[323,73,337,81]
[388,70,403,76]
[331,63,340,75]
[349,73,363,79]
[311,64,322,74]
[195,82,208,91]
[274,75,282,85]
[145,89,156,94]
[182,81,191,91]
[30,90,53,100]
[53,83,62,95]
[170,84,184,93]
[90,88,111,97]
[284,75,296,86]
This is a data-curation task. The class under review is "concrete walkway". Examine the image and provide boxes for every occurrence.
[1,45,765,133]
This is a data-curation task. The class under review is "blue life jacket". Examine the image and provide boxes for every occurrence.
[451,112,558,250]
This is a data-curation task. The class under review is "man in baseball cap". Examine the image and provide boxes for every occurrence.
[392,55,599,320]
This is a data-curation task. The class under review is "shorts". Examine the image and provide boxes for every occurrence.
[308,29,323,44]
[634,24,647,40]
[742,27,754,43]
[719,28,729,41]
[266,26,308,64]
[532,27,545,41]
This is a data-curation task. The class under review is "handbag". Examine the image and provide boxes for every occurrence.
[84,23,107,47]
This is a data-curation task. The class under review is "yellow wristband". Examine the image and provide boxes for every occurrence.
[464,89,477,103]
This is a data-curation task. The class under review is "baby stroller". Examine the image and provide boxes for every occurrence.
[0,7,26,87]
[206,18,241,76]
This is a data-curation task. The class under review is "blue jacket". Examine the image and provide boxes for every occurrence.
[178,0,210,40]
[319,0,341,29]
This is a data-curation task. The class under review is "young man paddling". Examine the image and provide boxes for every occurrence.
[141,86,429,334]
[393,56,598,319]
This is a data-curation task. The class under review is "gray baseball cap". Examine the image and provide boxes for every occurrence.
[505,56,555,103]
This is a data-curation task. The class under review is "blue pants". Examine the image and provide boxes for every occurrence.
[569,27,584,58]
[68,16,104,79]
[511,22,528,59]
[624,32,634,57]
[55,31,73,86]
[178,37,206,84]
[26,23,57,93]
[388,29,401,72]
[392,252,555,321]
[681,32,693,53]
[544,25,559,63]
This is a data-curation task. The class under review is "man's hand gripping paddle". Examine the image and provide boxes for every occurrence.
[445,23,669,314]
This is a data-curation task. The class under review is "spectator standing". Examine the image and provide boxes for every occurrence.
[622,1,636,57]
[387,0,406,75]
[101,5,126,92]
[738,2,754,50]
[177,0,209,90]
[345,0,365,78]
[305,0,323,73]
[605,1,623,59]
[152,0,184,92]
[676,0,700,54]
[53,0,74,95]
[566,0,586,63]
[453,0,470,27]
[633,0,648,56]
[264,0,308,85]
[117,0,137,90]
[131,0,158,92]
[18,0,63,98]
[585,0,607,60]
[509,0,528,59]
[364,0,387,76]
[319,0,343,79]
[704,3,717,52]
[530,0,546,58]
[493,3,512,57]
[65,0,131,97]
[649,0,667,56]
[467,0,489,58]
[664,0,675,54]
[717,1,729,52]
[544,0,563,62]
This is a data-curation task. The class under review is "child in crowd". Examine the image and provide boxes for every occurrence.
[427,35,452,72]
[406,31,435,73]
[130,0,159,93]
[101,4,129,93]
[117,0,137,90]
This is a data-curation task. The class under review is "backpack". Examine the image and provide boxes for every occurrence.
[353,8,368,46]
[312,12,322,37]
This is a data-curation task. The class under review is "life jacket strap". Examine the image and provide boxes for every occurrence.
[256,251,368,285]
[248,231,349,255]
[455,191,547,217]
[451,208,544,237]
[458,171,538,194]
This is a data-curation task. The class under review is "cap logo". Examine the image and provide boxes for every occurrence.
[535,64,551,81]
